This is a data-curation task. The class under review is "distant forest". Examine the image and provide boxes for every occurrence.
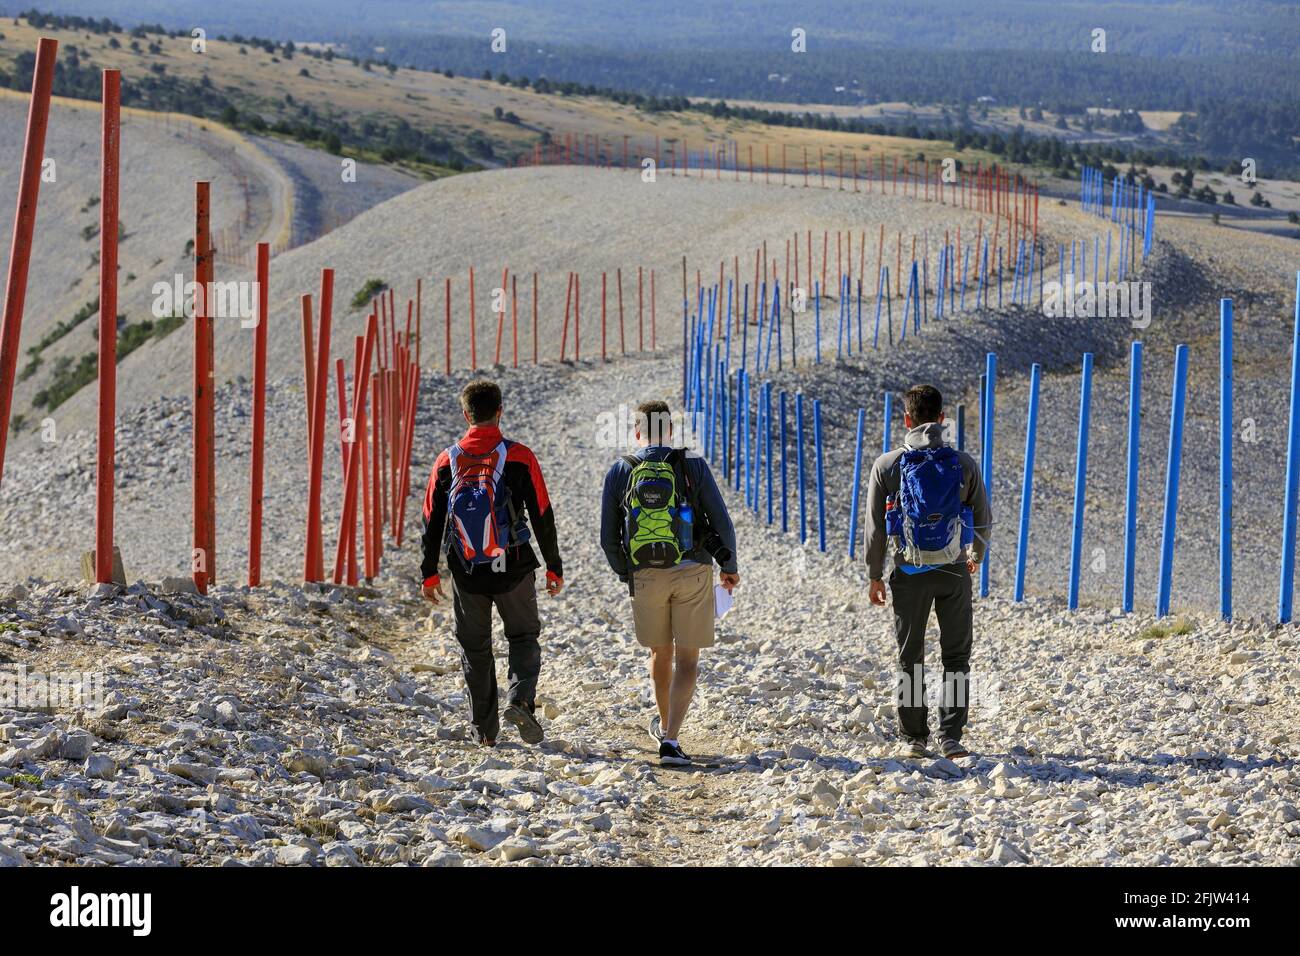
[357,35,1300,177]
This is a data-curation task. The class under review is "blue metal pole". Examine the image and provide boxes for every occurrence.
[1123,341,1142,613]
[813,399,827,553]
[733,368,745,492]
[1068,352,1094,610]
[814,280,822,364]
[796,392,807,544]
[848,407,866,558]
[1157,344,1190,617]
[1281,274,1300,622]
[883,391,894,453]
[759,382,769,528]
[754,376,765,513]
[1220,298,1233,621]
[980,352,996,597]
[1014,363,1041,602]
[780,390,790,534]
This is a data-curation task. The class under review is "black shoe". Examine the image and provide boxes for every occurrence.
[503,703,544,744]
[659,740,692,766]
[648,715,665,744]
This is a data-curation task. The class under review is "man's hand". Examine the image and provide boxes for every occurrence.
[421,577,445,605]
[545,571,564,597]
[719,571,740,593]
[966,559,977,575]
[869,578,887,606]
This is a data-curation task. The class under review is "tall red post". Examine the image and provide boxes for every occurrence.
[468,266,477,370]
[248,241,269,587]
[304,269,333,582]
[532,272,539,365]
[95,69,121,584]
[193,183,216,593]
[0,37,57,493]
[444,277,452,375]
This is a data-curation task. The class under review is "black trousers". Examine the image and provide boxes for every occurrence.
[450,571,541,740]
[888,562,973,743]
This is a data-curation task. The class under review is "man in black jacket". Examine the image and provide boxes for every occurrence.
[420,380,563,747]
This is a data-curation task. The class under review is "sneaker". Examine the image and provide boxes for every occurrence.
[659,740,692,766]
[503,704,544,745]
[477,732,496,748]
[648,715,665,744]
[899,738,931,759]
[939,737,970,759]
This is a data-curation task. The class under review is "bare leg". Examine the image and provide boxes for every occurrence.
[650,645,673,729]
[666,647,699,739]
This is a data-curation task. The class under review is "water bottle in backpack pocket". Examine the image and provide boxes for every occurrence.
[622,452,693,569]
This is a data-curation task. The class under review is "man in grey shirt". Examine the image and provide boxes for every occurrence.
[864,384,992,760]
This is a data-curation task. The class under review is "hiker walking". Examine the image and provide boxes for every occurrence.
[420,380,564,747]
[864,384,992,760]
[600,400,739,766]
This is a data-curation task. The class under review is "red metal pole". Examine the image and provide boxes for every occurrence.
[248,241,269,587]
[560,272,573,361]
[369,372,381,572]
[532,272,539,365]
[304,268,333,582]
[333,357,357,584]
[444,277,452,375]
[193,182,215,593]
[0,37,57,492]
[415,277,422,369]
[95,69,120,585]
[617,267,626,355]
[359,346,373,580]
[301,293,315,448]
[468,266,477,370]
[575,273,581,362]
[395,360,420,547]
[601,271,607,363]
[638,266,644,351]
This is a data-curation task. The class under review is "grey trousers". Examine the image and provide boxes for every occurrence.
[888,562,973,743]
[450,571,541,740]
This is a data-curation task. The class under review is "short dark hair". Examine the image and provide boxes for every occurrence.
[903,384,942,424]
[635,399,673,445]
[461,379,502,423]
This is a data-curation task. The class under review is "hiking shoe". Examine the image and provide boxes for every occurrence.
[939,737,970,759]
[899,738,931,759]
[648,715,665,744]
[477,732,496,748]
[659,740,692,766]
[503,704,544,745]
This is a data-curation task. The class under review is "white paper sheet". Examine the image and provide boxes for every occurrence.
[714,584,734,619]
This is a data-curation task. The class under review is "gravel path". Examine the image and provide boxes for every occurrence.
[2,345,1296,866]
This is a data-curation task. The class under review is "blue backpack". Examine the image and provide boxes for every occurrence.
[445,441,529,569]
[885,446,973,566]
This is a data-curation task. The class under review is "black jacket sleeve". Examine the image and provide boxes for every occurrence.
[420,452,451,582]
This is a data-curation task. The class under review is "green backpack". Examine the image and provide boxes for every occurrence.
[621,451,695,569]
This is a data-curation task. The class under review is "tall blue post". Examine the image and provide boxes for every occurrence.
[813,399,827,553]
[814,280,822,364]
[795,393,808,544]
[848,408,866,558]
[780,390,790,534]
[753,376,765,512]
[979,352,996,597]
[759,382,769,522]
[883,392,894,452]
[1220,298,1233,621]
[733,369,745,492]
[1157,344,1191,618]
[1123,341,1142,613]
[1281,276,1300,622]
[1014,363,1041,602]
[1068,353,1094,610]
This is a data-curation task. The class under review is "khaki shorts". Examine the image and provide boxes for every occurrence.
[630,563,715,649]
